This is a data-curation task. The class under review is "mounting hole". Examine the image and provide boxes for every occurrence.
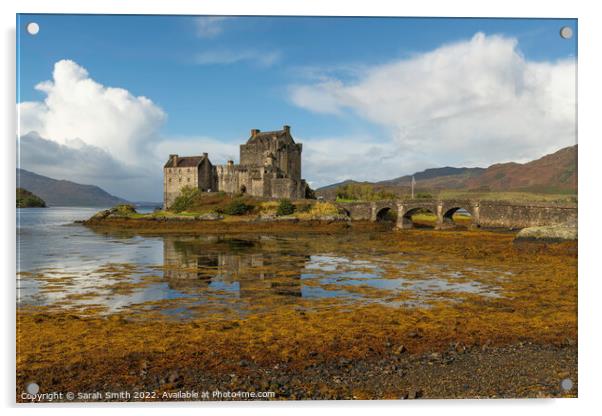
[560,26,573,40]
[560,378,573,391]
[26,382,40,395]
[26,22,40,36]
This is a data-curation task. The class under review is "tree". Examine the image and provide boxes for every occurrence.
[170,186,200,212]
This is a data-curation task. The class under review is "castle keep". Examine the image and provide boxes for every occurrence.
[163,125,310,209]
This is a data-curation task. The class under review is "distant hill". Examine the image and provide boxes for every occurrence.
[464,145,577,193]
[316,145,577,199]
[377,167,486,189]
[17,169,127,207]
[16,188,46,208]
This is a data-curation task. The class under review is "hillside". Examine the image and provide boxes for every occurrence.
[464,145,577,193]
[378,167,486,189]
[16,188,46,208]
[317,145,577,198]
[17,169,127,207]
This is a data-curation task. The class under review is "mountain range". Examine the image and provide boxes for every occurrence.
[17,144,576,206]
[17,169,127,207]
[317,145,577,198]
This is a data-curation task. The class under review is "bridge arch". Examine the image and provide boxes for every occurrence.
[440,202,478,229]
[399,206,438,229]
[443,207,470,228]
[375,206,396,222]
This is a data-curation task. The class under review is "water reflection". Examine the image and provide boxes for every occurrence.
[17,208,506,317]
[163,236,304,299]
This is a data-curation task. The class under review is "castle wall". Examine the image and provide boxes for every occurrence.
[164,166,199,209]
[240,143,264,168]
[198,159,215,191]
[163,158,215,209]
[279,143,302,181]
[216,164,245,194]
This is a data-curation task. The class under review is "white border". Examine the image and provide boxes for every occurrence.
[2,1,600,415]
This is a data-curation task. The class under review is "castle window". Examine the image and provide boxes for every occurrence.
[187,178,190,182]
[179,178,182,183]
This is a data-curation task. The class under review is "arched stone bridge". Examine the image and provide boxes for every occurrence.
[335,199,577,230]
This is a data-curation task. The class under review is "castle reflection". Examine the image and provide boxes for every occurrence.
[162,235,307,299]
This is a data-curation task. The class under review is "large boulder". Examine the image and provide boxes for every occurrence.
[515,223,577,242]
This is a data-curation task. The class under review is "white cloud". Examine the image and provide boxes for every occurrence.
[18,60,166,165]
[17,60,169,201]
[154,136,239,165]
[290,33,577,171]
[298,135,433,188]
[195,49,281,67]
[194,16,231,38]
[18,132,161,201]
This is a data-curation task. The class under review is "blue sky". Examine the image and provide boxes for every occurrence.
[16,15,577,201]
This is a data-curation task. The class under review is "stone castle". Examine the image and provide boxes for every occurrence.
[163,125,310,209]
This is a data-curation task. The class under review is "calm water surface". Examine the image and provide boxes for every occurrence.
[17,207,507,317]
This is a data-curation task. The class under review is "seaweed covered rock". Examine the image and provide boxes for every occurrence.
[515,223,577,242]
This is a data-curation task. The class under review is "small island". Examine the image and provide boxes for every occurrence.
[83,193,356,234]
[16,188,46,208]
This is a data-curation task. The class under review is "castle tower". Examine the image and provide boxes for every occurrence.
[240,125,302,180]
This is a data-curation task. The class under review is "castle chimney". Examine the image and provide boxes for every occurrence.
[202,152,208,158]
[169,154,178,167]
[227,160,234,166]
[251,129,260,137]
[283,125,290,134]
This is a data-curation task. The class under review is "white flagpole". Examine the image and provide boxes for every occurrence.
[411,176,415,199]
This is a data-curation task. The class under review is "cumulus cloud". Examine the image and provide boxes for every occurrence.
[195,49,281,67]
[153,136,239,165]
[290,33,577,171]
[194,16,231,38]
[18,59,166,165]
[17,60,168,200]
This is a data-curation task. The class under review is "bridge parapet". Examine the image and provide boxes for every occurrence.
[334,199,576,230]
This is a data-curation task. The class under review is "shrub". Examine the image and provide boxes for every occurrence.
[276,199,295,216]
[223,199,253,215]
[415,192,433,199]
[114,203,137,216]
[171,186,200,213]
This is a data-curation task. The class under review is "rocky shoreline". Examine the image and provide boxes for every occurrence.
[17,341,577,402]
